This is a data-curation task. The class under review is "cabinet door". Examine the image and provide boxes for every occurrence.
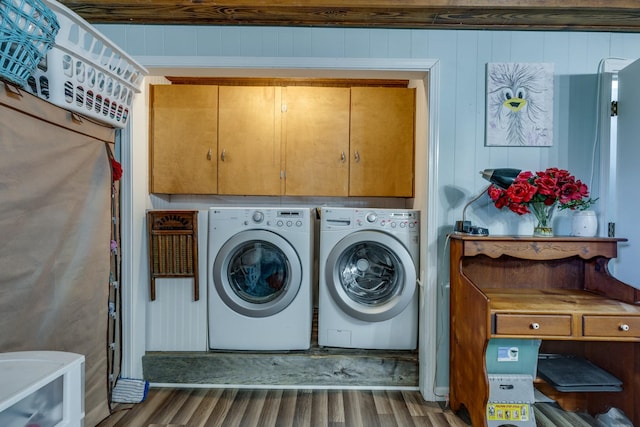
[218,86,282,195]
[349,87,415,197]
[283,86,350,196]
[150,85,218,194]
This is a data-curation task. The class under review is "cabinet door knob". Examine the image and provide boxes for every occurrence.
[354,150,360,163]
[341,151,346,162]
[620,324,630,332]
[207,148,212,160]
[220,149,226,161]
[530,322,540,330]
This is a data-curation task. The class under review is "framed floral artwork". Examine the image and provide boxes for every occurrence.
[485,63,554,146]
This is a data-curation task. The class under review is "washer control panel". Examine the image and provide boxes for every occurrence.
[247,209,306,229]
[211,207,310,232]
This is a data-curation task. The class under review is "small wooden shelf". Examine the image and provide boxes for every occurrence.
[147,210,199,301]
[449,235,640,427]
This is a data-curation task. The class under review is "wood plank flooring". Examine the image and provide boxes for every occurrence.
[95,387,471,427]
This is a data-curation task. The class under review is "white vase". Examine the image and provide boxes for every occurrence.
[572,210,598,237]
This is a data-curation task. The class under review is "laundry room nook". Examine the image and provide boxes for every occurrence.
[143,207,420,388]
[135,71,432,391]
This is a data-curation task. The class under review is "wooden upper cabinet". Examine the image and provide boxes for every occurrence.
[150,84,218,194]
[349,87,416,197]
[282,86,350,196]
[218,86,282,195]
[149,83,416,197]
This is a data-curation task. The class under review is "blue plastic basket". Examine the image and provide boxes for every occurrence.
[0,0,59,87]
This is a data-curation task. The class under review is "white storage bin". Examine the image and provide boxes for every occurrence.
[0,351,85,427]
[25,0,147,128]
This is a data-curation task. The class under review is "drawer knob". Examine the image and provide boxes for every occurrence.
[530,322,540,330]
[620,324,630,332]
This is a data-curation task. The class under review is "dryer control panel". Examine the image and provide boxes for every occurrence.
[321,207,419,233]
[355,209,419,230]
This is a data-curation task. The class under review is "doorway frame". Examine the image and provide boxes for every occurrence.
[119,56,441,400]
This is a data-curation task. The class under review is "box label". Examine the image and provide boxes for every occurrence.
[497,346,519,362]
[487,403,531,421]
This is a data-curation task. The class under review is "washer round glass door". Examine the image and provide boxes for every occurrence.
[213,229,302,317]
[325,230,416,322]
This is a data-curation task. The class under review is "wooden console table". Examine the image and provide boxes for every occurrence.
[449,235,640,427]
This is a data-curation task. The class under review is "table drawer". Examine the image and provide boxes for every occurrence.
[583,316,640,338]
[494,314,572,336]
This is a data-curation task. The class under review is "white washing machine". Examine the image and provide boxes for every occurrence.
[208,207,313,350]
[318,207,420,350]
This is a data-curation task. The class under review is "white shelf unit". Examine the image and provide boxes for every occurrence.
[0,351,85,427]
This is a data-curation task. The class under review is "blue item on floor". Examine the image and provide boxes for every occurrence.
[112,377,149,403]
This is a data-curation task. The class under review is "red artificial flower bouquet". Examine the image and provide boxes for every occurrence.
[488,167,595,214]
[487,167,597,235]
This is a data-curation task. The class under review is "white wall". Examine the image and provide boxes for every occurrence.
[97,23,640,395]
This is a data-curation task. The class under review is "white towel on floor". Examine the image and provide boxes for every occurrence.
[112,377,149,403]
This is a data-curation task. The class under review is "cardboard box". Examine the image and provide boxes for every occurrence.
[487,374,536,427]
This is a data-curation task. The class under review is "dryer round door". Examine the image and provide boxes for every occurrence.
[325,230,417,322]
[213,230,302,317]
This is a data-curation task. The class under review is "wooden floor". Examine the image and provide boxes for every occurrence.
[95,387,471,427]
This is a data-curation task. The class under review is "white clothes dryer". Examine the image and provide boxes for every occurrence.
[318,207,419,350]
[208,207,313,350]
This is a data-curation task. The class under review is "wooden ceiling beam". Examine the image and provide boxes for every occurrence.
[58,1,640,32]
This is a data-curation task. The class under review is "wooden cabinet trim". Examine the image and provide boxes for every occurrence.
[166,77,410,88]
[457,235,625,260]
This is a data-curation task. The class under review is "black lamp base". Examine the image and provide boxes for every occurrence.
[455,221,489,235]
[455,220,471,233]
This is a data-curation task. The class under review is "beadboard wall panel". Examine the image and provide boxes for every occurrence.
[145,210,209,352]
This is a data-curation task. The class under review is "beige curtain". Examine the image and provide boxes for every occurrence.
[0,84,115,426]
